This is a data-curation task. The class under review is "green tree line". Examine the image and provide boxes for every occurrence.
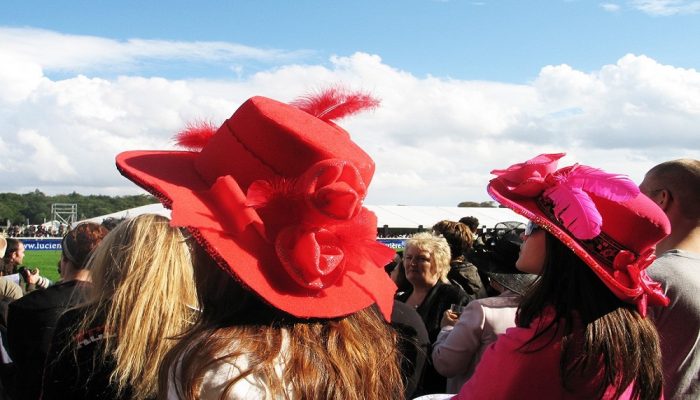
[0,190,158,224]
[457,201,500,208]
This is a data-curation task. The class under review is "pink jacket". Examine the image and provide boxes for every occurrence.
[432,291,520,393]
[453,310,635,400]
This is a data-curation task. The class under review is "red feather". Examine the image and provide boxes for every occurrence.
[174,121,217,151]
[290,87,380,122]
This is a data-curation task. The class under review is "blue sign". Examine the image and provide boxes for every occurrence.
[377,238,406,250]
[18,238,62,251]
[20,237,405,252]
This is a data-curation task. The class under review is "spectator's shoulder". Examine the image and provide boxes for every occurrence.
[9,280,76,310]
[438,281,468,299]
[0,277,23,300]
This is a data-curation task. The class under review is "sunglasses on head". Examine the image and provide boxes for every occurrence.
[524,221,542,236]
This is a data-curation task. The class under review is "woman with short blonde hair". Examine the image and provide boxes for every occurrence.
[398,231,467,394]
[404,232,452,283]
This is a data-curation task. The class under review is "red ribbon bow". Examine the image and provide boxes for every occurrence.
[612,249,669,317]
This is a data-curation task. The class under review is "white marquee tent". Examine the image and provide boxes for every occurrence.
[81,203,527,230]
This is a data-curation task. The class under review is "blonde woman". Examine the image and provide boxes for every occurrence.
[396,231,468,394]
[42,214,197,400]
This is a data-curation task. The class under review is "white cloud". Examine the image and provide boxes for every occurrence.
[0,27,311,74]
[601,3,622,11]
[14,129,77,182]
[1,29,699,206]
[630,0,700,15]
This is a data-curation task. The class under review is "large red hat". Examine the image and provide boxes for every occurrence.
[116,89,397,320]
[487,153,671,316]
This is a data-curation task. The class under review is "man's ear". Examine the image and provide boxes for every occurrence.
[656,189,672,211]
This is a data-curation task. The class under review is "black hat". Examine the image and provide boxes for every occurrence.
[479,228,537,295]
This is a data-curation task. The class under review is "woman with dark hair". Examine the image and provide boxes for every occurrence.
[2,238,51,292]
[115,89,405,399]
[432,231,537,393]
[451,153,670,399]
[8,222,108,400]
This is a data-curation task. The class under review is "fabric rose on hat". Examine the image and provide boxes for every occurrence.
[297,159,367,221]
[244,159,390,290]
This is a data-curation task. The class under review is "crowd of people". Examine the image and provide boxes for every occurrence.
[1,225,66,239]
[0,89,696,400]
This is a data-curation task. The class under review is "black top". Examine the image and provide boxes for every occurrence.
[390,300,429,399]
[7,280,91,400]
[41,305,141,400]
[396,282,467,343]
[396,282,467,395]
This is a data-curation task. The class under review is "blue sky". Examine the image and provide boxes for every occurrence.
[6,0,700,82]
[1,1,700,206]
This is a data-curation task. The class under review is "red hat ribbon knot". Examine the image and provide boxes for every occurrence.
[170,175,266,237]
[612,249,669,317]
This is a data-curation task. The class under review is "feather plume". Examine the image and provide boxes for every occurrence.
[174,121,217,151]
[544,185,602,240]
[290,87,380,122]
[566,165,640,201]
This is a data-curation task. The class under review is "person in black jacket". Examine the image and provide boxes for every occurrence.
[7,222,108,400]
[432,220,487,301]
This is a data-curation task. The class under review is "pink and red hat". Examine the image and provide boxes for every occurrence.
[487,153,671,316]
[115,89,397,320]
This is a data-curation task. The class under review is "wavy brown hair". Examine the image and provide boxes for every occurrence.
[76,213,197,399]
[432,219,473,262]
[159,244,404,400]
[517,232,663,400]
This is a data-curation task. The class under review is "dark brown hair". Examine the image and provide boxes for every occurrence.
[2,238,22,274]
[432,219,473,261]
[517,232,663,400]
[62,222,109,269]
[459,216,479,232]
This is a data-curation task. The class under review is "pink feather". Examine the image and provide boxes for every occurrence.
[174,121,217,151]
[544,185,602,240]
[565,165,640,201]
[290,87,380,122]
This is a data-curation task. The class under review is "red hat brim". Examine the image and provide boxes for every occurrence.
[116,150,394,319]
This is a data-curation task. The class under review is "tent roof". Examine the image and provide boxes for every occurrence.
[80,203,526,229]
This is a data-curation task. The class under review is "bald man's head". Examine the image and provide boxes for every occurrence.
[641,159,700,220]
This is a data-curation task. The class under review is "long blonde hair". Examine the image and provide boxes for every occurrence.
[159,245,404,400]
[79,213,197,399]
